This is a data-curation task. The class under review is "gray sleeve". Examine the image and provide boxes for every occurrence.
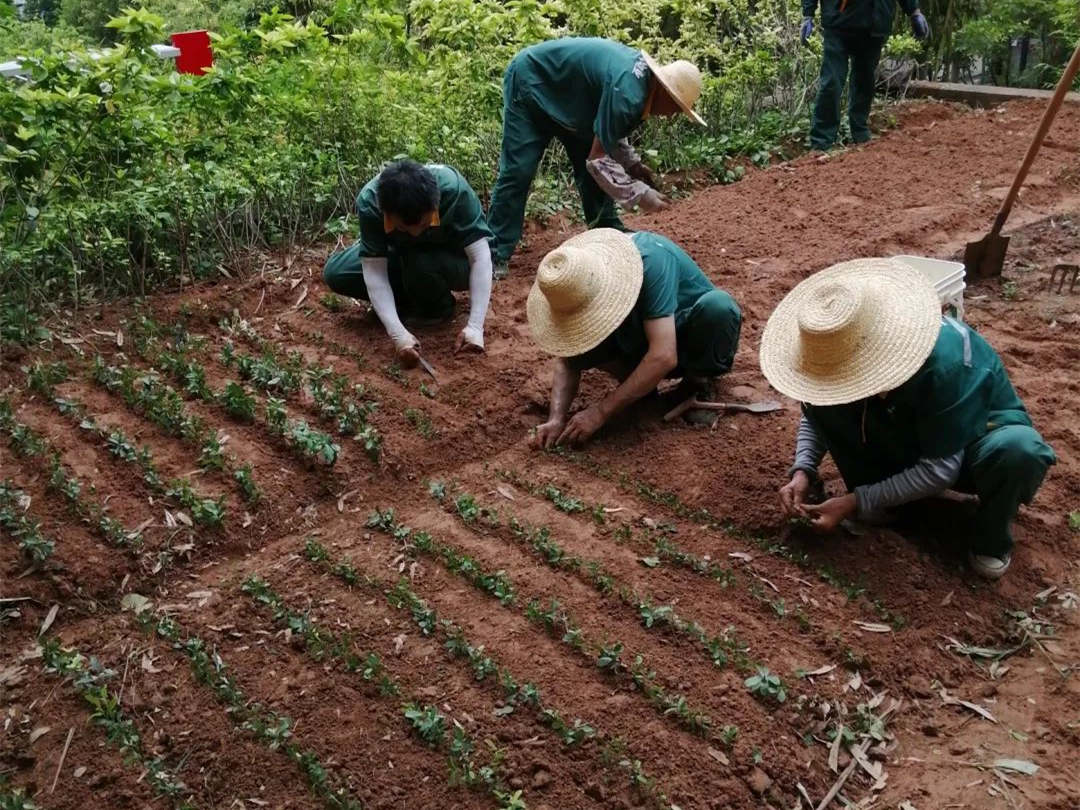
[790,415,827,478]
[854,452,964,517]
[609,138,642,170]
[585,155,650,208]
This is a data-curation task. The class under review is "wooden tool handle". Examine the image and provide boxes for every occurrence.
[992,40,1080,236]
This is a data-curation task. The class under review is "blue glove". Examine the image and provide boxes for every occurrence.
[800,17,814,45]
[910,11,929,40]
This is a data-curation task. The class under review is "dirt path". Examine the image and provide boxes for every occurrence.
[2,99,1078,810]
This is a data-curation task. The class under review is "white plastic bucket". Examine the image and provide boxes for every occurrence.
[893,255,966,320]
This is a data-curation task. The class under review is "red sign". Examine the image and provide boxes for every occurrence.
[170,30,213,76]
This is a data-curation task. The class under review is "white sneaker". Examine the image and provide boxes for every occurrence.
[968,550,1012,581]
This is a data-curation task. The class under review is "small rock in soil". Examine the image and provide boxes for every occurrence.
[747,767,773,795]
[531,769,552,790]
[921,723,940,737]
[585,782,607,801]
[949,743,970,756]
[908,675,934,699]
[509,777,525,790]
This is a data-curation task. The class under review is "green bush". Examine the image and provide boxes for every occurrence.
[0,0,830,339]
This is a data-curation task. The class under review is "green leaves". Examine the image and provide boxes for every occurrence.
[744,666,787,703]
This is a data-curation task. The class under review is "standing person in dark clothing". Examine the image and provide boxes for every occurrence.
[801,0,929,150]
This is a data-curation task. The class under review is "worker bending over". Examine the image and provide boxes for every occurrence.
[488,37,707,271]
[527,229,741,448]
[761,258,1055,580]
[323,160,494,367]
[800,0,928,150]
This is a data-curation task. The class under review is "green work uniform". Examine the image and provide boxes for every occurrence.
[567,232,742,379]
[803,319,1056,557]
[804,0,917,150]
[323,164,493,319]
[487,38,653,264]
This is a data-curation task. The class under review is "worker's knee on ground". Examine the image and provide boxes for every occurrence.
[680,289,742,375]
[322,245,364,296]
[696,289,742,341]
[976,425,1055,496]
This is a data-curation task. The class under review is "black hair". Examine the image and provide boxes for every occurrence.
[376,160,439,225]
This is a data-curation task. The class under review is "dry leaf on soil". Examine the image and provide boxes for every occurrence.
[707,747,730,766]
[29,726,51,744]
[939,688,997,723]
[39,604,59,636]
[992,758,1038,775]
[853,621,892,633]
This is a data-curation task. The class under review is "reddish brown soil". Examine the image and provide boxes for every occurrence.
[2,99,1079,810]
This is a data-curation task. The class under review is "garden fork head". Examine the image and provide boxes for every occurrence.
[1049,263,1079,294]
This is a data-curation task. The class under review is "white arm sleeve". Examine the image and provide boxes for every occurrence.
[463,239,493,345]
[586,155,651,209]
[361,257,416,349]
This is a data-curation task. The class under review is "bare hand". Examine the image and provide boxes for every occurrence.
[557,405,606,446]
[529,418,567,450]
[779,470,812,519]
[628,162,658,188]
[802,494,857,533]
[396,343,420,369]
[639,188,671,213]
[455,328,484,355]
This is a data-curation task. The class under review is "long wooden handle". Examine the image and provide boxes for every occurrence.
[992,40,1080,235]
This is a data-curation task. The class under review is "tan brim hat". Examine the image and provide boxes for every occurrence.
[527,229,643,357]
[759,258,941,406]
[642,52,707,126]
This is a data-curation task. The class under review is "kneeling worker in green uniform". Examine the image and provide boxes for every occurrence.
[526,229,742,448]
[323,160,494,368]
[488,38,708,270]
[760,258,1056,580]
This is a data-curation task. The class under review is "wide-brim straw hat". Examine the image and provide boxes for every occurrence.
[642,52,707,126]
[527,229,643,357]
[759,257,941,406]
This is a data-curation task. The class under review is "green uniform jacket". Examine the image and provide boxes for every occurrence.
[802,0,917,37]
[803,319,1040,489]
[508,37,651,154]
[569,232,717,369]
[355,164,493,258]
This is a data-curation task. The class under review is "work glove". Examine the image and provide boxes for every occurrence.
[800,17,814,46]
[638,188,671,213]
[910,10,929,40]
[627,161,658,188]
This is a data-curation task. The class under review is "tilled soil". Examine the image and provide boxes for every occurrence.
[2,99,1079,810]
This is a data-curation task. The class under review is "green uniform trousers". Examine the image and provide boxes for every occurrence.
[488,67,624,264]
[810,29,886,150]
[675,289,743,377]
[954,425,1056,558]
[322,243,470,320]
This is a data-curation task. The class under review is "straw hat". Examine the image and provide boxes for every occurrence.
[642,53,707,126]
[527,229,643,357]
[759,258,941,406]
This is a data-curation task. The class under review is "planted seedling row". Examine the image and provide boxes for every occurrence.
[215,313,382,461]
[241,574,528,807]
[45,392,225,529]
[40,638,195,808]
[0,481,56,565]
[545,449,905,628]
[141,612,364,810]
[365,509,728,747]
[301,539,672,810]
[434,485,759,676]
[0,401,145,551]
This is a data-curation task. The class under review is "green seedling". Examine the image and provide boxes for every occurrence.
[234,464,260,504]
[190,497,226,528]
[455,494,480,524]
[221,381,256,422]
[320,293,345,312]
[198,436,226,471]
[288,421,340,465]
[26,361,68,395]
[404,407,436,439]
[745,666,787,703]
[403,703,446,747]
[596,641,625,674]
[542,484,585,514]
